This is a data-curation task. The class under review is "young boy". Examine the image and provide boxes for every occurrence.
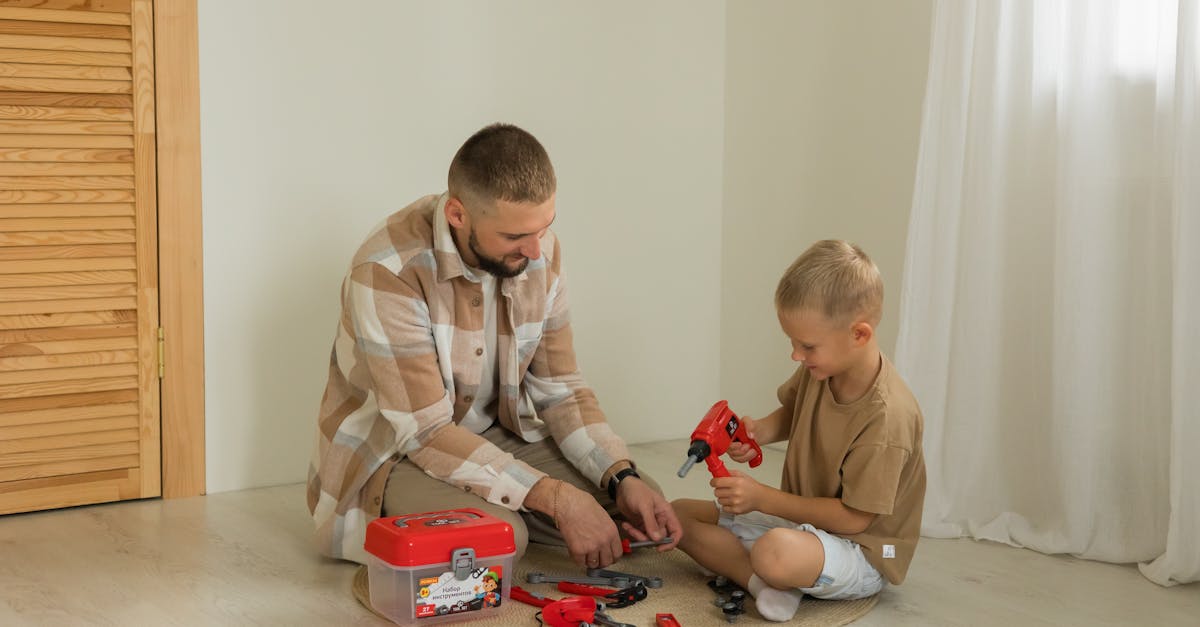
[671,240,926,622]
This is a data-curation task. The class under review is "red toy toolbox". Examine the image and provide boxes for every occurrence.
[365,508,516,625]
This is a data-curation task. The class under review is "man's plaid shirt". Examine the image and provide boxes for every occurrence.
[307,193,630,563]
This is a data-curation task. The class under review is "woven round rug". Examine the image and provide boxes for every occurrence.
[353,543,878,626]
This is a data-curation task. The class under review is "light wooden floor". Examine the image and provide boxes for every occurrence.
[0,440,1196,626]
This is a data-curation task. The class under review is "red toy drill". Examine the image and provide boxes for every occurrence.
[677,400,764,478]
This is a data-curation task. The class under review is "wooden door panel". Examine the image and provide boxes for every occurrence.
[0,348,139,370]
[0,425,138,455]
[0,310,134,330]
[0,362,137,384]
[0,0,158,514]
[0,134,132,147]
[0,149,134,163]
[0,321,133,340]
[0,453,140,482]
[0,190,134,203]
[0,215,135,229]
[0,296,138,315]
[0,230,136,246]
[0,269,138,286]
[1,412,138,439]
[0,19,130,39]
[0,258,137,277]
[0,48,130,67]
[0,374,137,398]
[0,400,137,426]
[0,34,131,53]
[0,467,140,514]
[0,61,132,80]
[0,206,135,219]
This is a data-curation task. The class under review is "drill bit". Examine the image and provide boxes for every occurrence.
[677,455,700,478]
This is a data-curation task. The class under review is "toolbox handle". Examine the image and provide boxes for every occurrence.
[392,510,482,528]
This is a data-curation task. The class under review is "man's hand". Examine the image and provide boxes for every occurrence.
[614,479,683,552]
[711,469,764,514]
[553,482,624,569]
[727,415,759,464]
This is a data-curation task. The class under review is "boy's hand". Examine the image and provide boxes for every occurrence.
[711,470,763,514]
[727,416,759,463]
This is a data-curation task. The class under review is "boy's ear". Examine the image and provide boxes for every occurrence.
[445,196,469,229]
[851,321,874,346]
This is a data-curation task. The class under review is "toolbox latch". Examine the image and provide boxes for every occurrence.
[451,548,476,580]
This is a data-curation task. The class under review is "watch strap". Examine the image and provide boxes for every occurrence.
[607,467,641,501]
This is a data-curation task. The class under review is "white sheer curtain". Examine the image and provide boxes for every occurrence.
[896,0,1199,586]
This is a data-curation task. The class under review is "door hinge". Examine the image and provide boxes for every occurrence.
[157,327,165,379]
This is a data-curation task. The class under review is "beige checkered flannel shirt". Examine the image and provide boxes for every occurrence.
[307,193,629,563]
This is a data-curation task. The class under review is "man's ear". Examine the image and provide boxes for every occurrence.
[445,196,469,229]
[851,321,874,346]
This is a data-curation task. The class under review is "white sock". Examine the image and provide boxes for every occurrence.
[748,574,803,622]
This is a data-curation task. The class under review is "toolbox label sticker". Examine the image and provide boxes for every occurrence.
[414,565,503,618]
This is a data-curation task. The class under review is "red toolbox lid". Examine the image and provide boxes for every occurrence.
[365,508,516,566]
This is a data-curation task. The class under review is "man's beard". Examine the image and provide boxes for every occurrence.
[469,228,529,278]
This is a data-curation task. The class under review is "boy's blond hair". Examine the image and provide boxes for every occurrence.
[447,123,556,216]
[775,240,883,325]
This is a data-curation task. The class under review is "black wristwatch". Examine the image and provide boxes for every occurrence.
[607,467,640,501]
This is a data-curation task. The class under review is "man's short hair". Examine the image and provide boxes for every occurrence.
[447,123,556,214]
[775,239,884,325]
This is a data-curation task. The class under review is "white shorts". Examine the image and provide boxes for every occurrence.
[717,508,885,600]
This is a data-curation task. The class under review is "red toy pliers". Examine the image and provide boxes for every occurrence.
[556,581,648,608]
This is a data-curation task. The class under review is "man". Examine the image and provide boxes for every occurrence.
[308,123,681,568]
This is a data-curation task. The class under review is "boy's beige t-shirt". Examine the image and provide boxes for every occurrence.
[777,355,926,585]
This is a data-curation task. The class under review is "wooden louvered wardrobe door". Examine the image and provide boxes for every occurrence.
[0,0,160,514]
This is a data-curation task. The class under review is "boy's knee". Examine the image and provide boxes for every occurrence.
[670,497,715,524]
[669,499,692,531]
[751,528,824,588]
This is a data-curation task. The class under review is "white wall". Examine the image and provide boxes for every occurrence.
[198,1,726,492]
[198,1,936,493]
[720,0,935,417]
